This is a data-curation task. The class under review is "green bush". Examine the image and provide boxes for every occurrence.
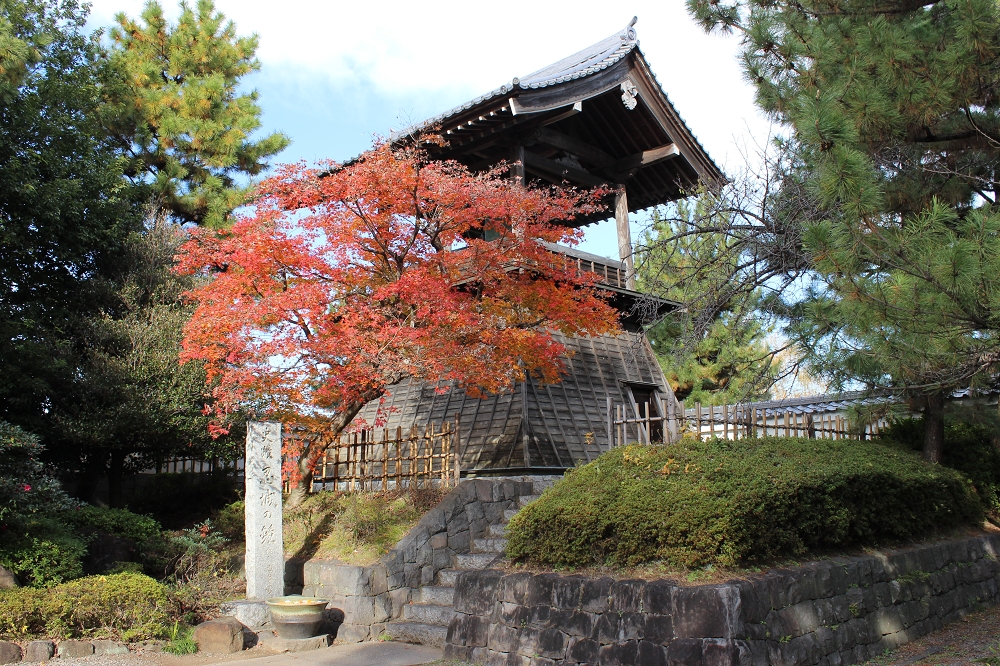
[506,438,983,569]
[61,506,162,545]
[0,513,88,588]
[214,500,245,542]
[880,409,1000,517]
[0,423,76,524]
[0,572,172,641]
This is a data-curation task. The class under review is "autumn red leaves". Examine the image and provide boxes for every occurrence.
[176,145,621,455]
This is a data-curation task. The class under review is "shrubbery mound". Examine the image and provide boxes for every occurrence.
[0,572,171,641]
[506,438,983,569]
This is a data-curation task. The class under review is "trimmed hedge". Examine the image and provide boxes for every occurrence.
[0,572,171,641]
[506,438,983,569]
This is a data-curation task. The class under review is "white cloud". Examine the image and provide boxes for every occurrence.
[85,0,773,168]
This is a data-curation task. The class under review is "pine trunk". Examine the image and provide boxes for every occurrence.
[923,392,945,464]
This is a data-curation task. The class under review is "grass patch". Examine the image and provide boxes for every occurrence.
[284,488,446,565]
[506,437,983,569]
[162,621,197,654]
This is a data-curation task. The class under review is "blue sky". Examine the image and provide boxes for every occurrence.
[87,0,772,259]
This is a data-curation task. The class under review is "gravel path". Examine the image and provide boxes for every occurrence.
[864,602,1000,665]
[48,642,441,666]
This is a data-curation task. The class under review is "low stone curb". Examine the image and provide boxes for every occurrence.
[0,639,128,664]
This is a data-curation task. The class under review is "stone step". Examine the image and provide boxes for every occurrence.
[436,569,460,587]
[503,509,519,521]
[518,494,540,507]
[401,603,455,626]
[472,537,507,554]
[454,552,499,570]
[487,523,506,537]
[384,621,447,648]
[412,585,455,605]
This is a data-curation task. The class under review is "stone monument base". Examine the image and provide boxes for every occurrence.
[220,600,271,629]
[257,632,331,653]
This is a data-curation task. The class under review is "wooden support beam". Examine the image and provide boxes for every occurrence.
[529,126,616,170]
[522,149,607,187]
[611,143,679,175]
[615,187,636,289]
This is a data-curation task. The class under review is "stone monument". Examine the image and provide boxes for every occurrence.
[246,421,284,599]
[222,421,285,628]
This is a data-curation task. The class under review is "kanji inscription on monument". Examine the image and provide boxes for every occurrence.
[245,421,284,600]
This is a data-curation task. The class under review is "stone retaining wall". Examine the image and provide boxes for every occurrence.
[300,477,553,642]
[444,535,1000,666]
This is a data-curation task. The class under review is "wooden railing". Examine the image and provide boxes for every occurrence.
[609,399,888,447]
[551,250,628,289]
[308,416,461,492]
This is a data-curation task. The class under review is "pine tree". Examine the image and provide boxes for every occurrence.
[103,0,290,227]
[688,0,1000,460]
[637,200,777,405]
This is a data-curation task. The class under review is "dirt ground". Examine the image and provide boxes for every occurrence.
[864,602,1000,666]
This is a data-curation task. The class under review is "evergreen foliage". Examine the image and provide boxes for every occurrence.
[0,0,141,441]
[685,0,1000,459]
[506,438,982,569]
[637,198,777,404]
[0,0,279,503]
[104,0,289,227]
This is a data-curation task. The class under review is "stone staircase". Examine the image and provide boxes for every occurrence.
[385,493,539,647]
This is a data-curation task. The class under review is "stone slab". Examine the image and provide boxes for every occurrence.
[57,641,93,659]
[91,640,128,656]
[246,421,284,600]
[257,633,331,653]
[0,642,21,665]
[220,599,272,628]
[24,641,54,663]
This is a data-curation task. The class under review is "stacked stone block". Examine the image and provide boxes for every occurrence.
[302,476,552,642]
[444,535,1000,666]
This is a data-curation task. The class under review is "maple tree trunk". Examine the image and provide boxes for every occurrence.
[923,391,945,464]
[285,400,371,509]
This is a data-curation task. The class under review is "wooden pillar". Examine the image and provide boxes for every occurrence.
[614,187,636,290]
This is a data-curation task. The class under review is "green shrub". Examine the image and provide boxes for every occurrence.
[214,500,245,542]
[0,515,87,588]
[61,506,162,545]
[0,572,172,641]
[0,422,76,524]
[506,438,983,569]
[880,409,1000,517]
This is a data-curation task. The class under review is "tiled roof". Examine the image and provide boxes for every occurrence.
[391,18,640,142]
[516,17,638,89]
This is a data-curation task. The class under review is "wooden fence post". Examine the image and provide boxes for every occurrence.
[606,397,613,450]
[454,413,462,485]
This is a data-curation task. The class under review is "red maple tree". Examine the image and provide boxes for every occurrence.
[177,143,621,501]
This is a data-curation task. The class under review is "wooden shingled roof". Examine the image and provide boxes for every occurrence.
[392,17,724,225]
[353,330,671,472]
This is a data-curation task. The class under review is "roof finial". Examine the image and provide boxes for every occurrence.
[622,16,638,42]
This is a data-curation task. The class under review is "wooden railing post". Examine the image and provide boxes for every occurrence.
[606,396,613,450]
